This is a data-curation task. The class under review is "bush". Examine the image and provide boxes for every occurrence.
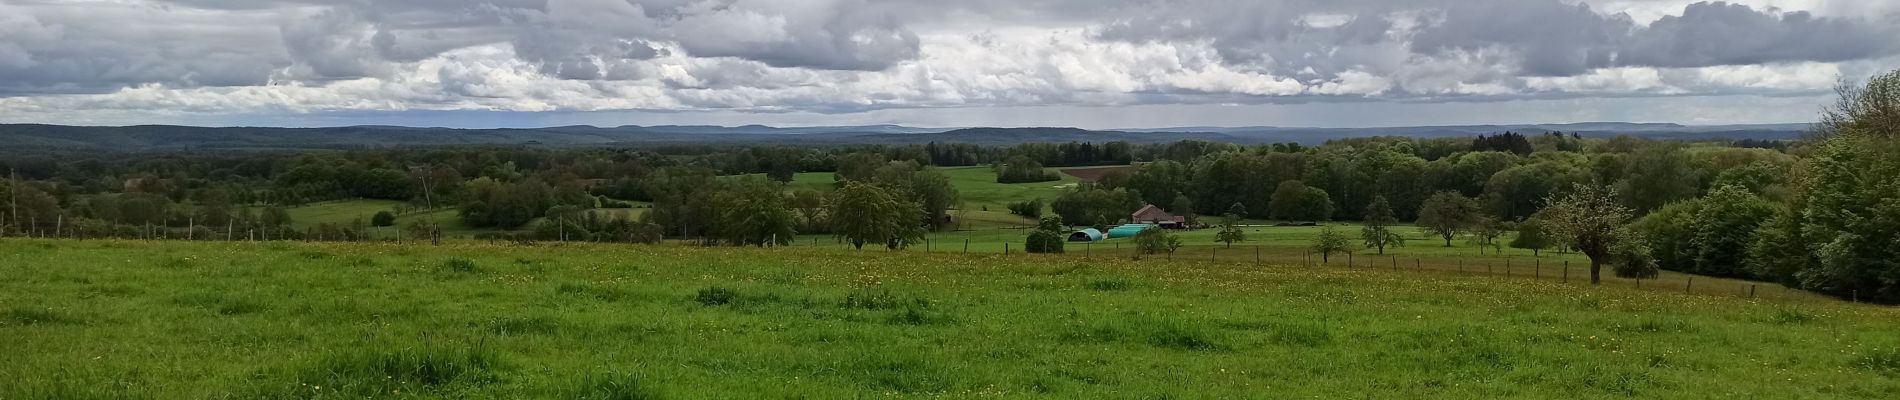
[1007,199,1044,218]
[1025,230,1065,254]
[1134,226,1181,256]
[371,211,397,227]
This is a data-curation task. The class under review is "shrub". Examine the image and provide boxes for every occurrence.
[1024,230,1065,254]
[371,211,397,227]
[1007,199,1044,218]
[1134,226,1180,256]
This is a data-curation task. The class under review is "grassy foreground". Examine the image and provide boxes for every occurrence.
[2,240,1898,398]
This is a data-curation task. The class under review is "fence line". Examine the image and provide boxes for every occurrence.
[0,229,1808,302]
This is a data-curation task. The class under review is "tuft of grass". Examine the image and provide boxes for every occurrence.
[247,343,501,398]
[855,357,950,394]
[557,282,626,302]
[566,372,661,400]
[1085,278,1133,291]
[172,292,269,316]
[438,258,479,274]
[1267,322,1334,347]
[1,307,80,326]
[1145,323,1225,351]
[840,290,929,310]
[157,256,194,269]
[886,306,954,326]
[695,286,737,306]
[296,250,332,260]
[1771,308,1814,325]
[1860,348,1900,377]
[484,316,563,336]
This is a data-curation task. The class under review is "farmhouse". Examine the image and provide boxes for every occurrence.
[1130,204,1187,229]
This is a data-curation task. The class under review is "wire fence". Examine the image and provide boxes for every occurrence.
[0,227,1826,303]
[782,236,1819,303]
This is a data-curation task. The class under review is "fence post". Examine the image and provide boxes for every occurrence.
[1505,259,1511,277]
[1211,248,1217,263]
[964,239,969,253]
[1563,261,1569,283]
[1348,252,1353,267]
[1167,249,1173,262]
[1414,258,1420,270]
[1686,277,1693,294]
[1255,246,1260,266]
[1535,259,1541,279]
[1749,284,1756,299]
[1390,255,1397,271]
[1005,243,1010,255]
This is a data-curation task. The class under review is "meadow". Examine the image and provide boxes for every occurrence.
[4,239,1898,398]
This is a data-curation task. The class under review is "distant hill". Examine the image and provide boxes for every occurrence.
[0,122,1809,151]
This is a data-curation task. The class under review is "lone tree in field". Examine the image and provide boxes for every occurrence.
[1416,191,1478,246]
[1025,215,1067,254]
[1510,216,1554,257]
[1215,203,1247,248]
[1310,226,1352,263]
[1468,215,1507,253]
[1360,196,1404,254]
[829,182,922,250]
[1134,226,1181,257]
[371,211,397,227]
[1543,184,1645,284]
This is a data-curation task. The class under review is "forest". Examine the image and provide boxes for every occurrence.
[3,71,1898,303]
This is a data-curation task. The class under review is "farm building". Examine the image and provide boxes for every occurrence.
[1106,224,1154,239]
[1130,204,1187,229]
[1068,228,1104,242]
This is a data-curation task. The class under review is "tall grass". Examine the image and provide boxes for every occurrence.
[1,239,1896,398]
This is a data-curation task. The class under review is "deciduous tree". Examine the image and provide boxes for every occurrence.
[1360,196,1404,254]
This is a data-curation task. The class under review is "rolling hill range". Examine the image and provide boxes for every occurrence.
[0,122,1809,151]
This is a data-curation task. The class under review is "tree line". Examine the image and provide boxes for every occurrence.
[2,70,1897,302]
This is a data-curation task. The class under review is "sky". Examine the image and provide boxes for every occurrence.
[0,0,1897,129]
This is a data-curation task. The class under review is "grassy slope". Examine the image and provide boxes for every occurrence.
[3,239,1897,398]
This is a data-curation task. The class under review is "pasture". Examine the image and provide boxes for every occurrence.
[4,239,1898,398]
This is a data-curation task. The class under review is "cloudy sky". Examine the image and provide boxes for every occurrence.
[1,0,1897,128]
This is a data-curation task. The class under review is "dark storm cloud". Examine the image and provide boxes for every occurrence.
[1099,0,1899,77]
[1617,2,1898,68]
[1409,1,1899,76]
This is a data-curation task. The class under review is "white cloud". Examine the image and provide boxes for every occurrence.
[0,0,1894,125]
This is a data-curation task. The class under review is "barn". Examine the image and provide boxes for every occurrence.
[1106,224,1154,239]
[1130,204,1187,229]
[1068,228,1104,242]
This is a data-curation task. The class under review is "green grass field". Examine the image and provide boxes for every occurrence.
[761,165,1082,212]
[3,239,1897,398]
